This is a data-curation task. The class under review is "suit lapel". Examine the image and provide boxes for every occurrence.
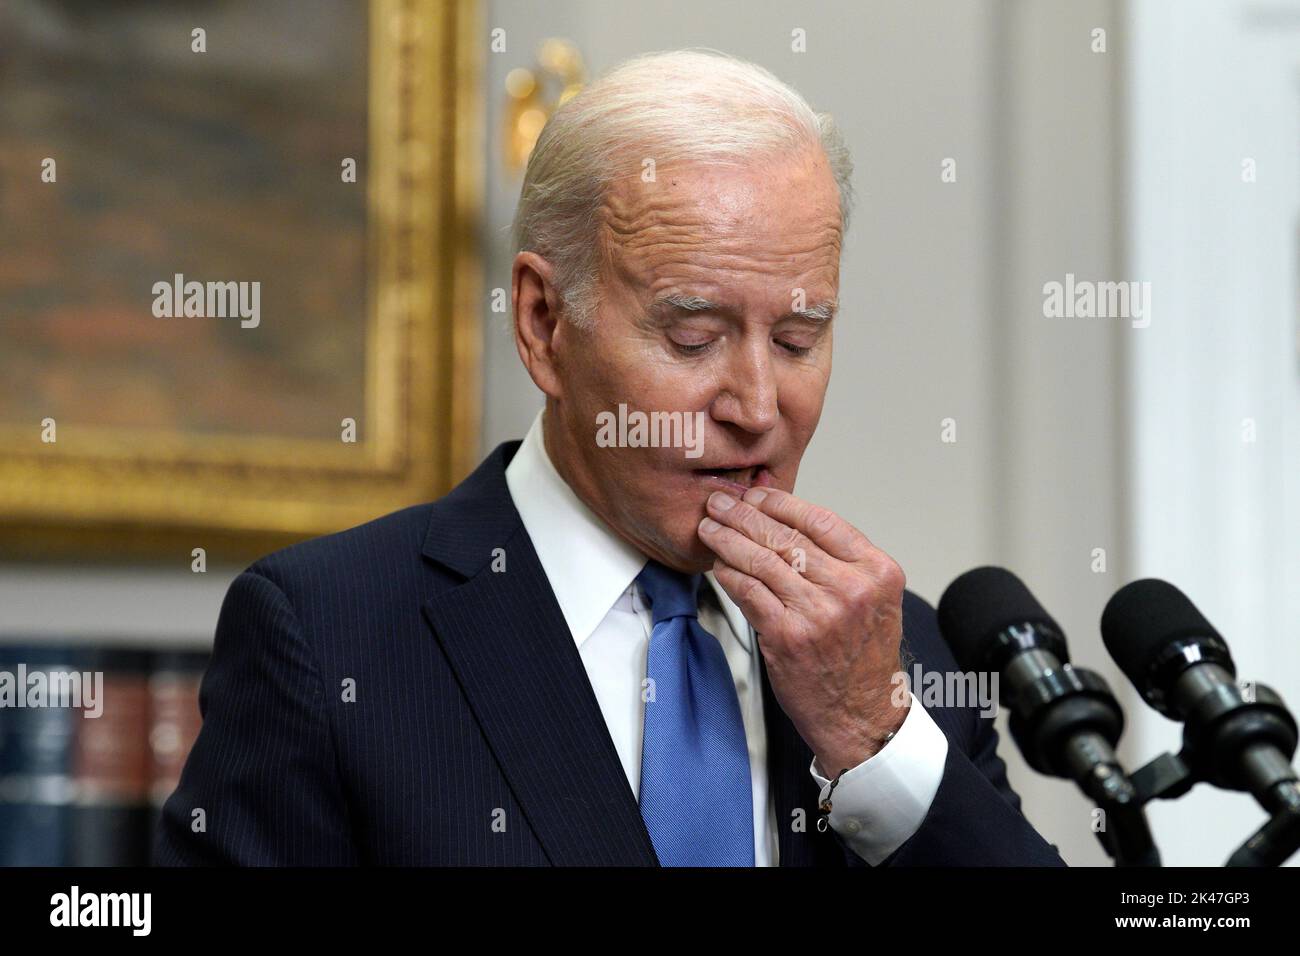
[420,444,658,866]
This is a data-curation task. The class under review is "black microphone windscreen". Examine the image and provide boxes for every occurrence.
[936,566,1062,672]
[1100,578,1224,685]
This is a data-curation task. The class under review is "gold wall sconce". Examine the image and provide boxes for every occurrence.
[503,38,586,173]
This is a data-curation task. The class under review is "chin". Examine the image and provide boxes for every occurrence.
[626,519,714,575]
[661,533,719,575]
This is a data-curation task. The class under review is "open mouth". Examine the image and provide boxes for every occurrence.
[693,465,772,491]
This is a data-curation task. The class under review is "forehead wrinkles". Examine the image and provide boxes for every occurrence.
[596,181,843,283]
[599,183,712,248]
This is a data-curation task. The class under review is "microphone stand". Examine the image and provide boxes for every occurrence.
[1225,780,1300,867]
[1061,730,1162,867]
[1007,670,1161,866]
[1127,682,1300,866]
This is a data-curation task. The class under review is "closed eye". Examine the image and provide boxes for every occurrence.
[672,340,715,355]
[669,336,815,357]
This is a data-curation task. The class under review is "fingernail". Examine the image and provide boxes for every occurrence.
[709,492,735,511]
[745,488,768,506]
[700,517,721,533]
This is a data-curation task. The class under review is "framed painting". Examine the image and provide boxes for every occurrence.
[0,0,482,560]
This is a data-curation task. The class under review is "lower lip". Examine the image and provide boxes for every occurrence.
[692,467,774,496]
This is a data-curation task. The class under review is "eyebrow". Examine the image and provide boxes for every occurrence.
[649,293,838,324]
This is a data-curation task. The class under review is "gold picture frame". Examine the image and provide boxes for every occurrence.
[0,0,482,562]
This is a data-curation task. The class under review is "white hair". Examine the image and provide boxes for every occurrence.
[511,49,855,329]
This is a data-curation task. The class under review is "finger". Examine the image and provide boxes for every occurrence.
[698,515,810,604]
[740,487,869,563]
[704,492,833,583]
[710,559,786,634]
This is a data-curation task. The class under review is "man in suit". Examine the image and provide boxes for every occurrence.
[157,50,1064,866]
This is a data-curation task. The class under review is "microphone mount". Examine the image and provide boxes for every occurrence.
[1126,678,1300,866]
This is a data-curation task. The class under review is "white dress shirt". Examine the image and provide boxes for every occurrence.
[504,409,949,865]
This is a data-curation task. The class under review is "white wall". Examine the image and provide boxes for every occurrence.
[0,564,227,650]
[1125,0,1300,866]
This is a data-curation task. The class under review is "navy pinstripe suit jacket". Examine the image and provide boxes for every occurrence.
[155,441,1066,866]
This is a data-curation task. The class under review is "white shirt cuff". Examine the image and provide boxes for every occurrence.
[809,693,949,865]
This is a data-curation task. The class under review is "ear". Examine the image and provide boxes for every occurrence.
[512,251,569,400]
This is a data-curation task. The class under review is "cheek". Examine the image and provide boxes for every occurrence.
[608,432,703,483]
[777,363,829,431]
[602,349,719,421]
[570,330,668,402]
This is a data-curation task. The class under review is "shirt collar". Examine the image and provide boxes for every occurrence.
[504,409,753,653]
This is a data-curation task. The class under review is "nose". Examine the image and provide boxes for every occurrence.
[708,338,778,435]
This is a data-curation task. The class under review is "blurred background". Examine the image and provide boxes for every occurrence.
[0,0,1296,866]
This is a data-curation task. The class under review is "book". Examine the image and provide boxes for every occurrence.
[0,643,207,866]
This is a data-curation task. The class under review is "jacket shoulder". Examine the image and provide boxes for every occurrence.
[245,502,434,595]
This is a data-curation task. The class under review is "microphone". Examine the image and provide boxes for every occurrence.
[1100,580,1299,823]
[938,567,1157,865]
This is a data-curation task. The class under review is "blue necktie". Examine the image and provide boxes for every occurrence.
[636,560,755,866]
